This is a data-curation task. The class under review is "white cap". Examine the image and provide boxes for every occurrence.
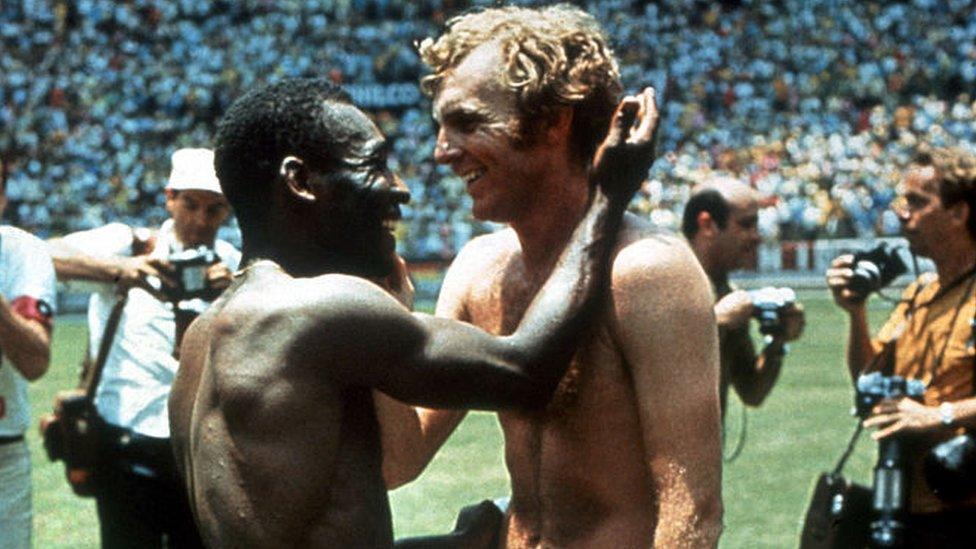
[167,148,222,194]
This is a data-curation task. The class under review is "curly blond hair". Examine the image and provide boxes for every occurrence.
[915,147,976,237]
[418,4,622,163]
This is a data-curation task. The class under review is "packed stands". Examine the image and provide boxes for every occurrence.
[2,0,975,259]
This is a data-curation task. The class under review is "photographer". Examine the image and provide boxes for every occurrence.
[47,148,239,548]
[826,147,976,545]
[682,178,806,416]
[0,158,57,548]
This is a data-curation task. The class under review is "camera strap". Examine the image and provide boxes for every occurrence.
[81,295,128,401]
[832,422,864,477]
[926,269,976,386]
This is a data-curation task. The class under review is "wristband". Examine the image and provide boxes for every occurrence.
[10,296,53,333]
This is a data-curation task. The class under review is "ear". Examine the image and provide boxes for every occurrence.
[279,156,315,203]
[697,210,717,236]
[545,106,574,144]
[948,200,970,229]
[164,188,178,214]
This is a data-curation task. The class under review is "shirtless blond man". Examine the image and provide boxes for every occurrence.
[386,6,723,547]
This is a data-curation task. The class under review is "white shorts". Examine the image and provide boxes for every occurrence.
[0,439,31,549]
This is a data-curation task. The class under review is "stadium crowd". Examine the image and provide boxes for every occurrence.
[2,0,976,259]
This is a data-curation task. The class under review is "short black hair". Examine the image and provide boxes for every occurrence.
[681,188,730,239]
[214,77,353,234]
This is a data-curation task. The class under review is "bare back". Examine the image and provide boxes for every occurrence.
[437,215,723,548]
[170,265,394,547]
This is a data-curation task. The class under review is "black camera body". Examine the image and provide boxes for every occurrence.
[849,242,907,298]
[854,372,925,420]
[925,432,976,503]
[168,246,218,302]
[749,286,796,337]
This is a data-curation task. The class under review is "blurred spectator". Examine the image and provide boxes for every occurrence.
[2,0,976,254]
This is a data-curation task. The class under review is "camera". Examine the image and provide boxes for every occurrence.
[924,432,976,503]
[854,372,925,420]
[749,286,796,337]
[849,242,907,298]
[168,246,218,302]
[854,372,925,548]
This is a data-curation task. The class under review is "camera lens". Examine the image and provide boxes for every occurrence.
[850,260,882,296]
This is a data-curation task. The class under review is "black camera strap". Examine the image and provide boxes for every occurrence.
[832,422,864,477]
[81,295,128,401]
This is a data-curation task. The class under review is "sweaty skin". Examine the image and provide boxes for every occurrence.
[387,42,722,547]
[419,219,722,548]
[169,90,657,547]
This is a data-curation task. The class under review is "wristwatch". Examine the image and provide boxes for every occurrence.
[939,402,956,426]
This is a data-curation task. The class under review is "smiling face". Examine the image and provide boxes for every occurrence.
[307,102,410,277]
[431,43,561,223]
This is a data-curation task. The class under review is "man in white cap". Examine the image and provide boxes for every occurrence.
[47,148,240,548]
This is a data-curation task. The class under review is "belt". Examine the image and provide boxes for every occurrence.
[0,434,25,445]
[98,423,175,479]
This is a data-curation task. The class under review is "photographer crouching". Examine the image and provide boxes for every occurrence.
[826,147,976,547]
[45,148,240,548]
[683,177,806,417]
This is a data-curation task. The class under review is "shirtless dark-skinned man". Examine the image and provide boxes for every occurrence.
[167,76,658,547]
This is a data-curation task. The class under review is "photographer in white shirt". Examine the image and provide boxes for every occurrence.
[48,148,240,548]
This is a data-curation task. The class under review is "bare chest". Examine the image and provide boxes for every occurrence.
[464,264,652,534]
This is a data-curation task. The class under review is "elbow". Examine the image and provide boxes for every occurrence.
[699,499,725,546]
[20,354,50,381]
[384,462,424,490]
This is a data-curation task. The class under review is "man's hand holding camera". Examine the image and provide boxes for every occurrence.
[826,254,870,312]
[717,287,805,345]
[113,255,178,300]
[714,290,754,331]
[205,262,233,294]
[863,397,945,441]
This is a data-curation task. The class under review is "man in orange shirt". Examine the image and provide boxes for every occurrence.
[827,147,976,545]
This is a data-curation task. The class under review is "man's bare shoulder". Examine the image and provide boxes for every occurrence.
[452,229,519,268]
[612,214,703,288]
[225,272,402,325]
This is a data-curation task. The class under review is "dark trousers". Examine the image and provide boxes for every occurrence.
[94,423,203,549]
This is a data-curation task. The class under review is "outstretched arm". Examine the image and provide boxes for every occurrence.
[324,89,660,410]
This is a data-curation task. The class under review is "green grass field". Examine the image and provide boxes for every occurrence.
[25,290,894,547]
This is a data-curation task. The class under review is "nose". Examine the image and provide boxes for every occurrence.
[388,175,411,205]
[378,173,411,206]
[891,196,911,223]
[433,129,459,164]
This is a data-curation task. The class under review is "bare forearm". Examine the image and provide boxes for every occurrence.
[846,306,874,383]
[49,239,124,283]
[507,191,622,384]
[733,341,785,407]
[0,299,51,380]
